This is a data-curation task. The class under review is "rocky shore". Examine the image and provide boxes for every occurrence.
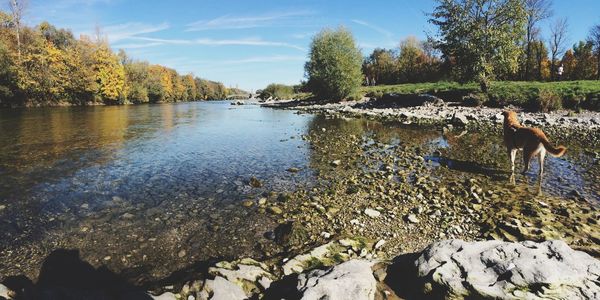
[2,239,598,299]
[263,96,600,133]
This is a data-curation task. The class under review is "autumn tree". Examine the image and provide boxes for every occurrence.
[362,48,396,85]
[429,0,527,91]
[92,44,125,102]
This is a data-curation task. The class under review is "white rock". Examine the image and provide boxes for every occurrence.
[0,284,9,298]
[152,292,177,300]
[200,276,247,300]
[364,208,381,218]
[374,239,386,250]
[414,239,600,299]
[297,260,377,300]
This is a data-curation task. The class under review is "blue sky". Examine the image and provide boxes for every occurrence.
[9,0,600,91]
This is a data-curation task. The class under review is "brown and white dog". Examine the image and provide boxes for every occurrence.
[502,111,566,178]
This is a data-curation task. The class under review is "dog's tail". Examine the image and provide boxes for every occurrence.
[541,136,566,157]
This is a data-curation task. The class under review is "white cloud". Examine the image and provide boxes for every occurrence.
[190,55,306,65]
[352,19,393,38]
[100,22,170,43]
[186,10,315,31]
[112,42,165,49]
[130,36,306,51]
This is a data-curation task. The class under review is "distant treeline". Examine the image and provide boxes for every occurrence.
[363,0,600,87]
[0,10,228,107]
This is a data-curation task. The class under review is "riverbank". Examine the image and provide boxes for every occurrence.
[3,238,598,299]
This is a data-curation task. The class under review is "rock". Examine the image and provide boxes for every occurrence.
[268,206,283,215]
[451,113,469,126]
[364,208,381,218]
[297,260,377,300]
[374,239,386,250]
[178,250,187,258]
[287,167,300,173]
[199,276,247,300]
[208,260,274,297]
[321,232,331,239]
[249,177,262,188]
[282,240,357,275]
[331,160,341,166]
[0,284,9,298]
[257,198,267,205]
[121,212,135,219]
[152,292,177,300]
[414,239,600,299]
[241,200,254,207]
[406,214,419,223]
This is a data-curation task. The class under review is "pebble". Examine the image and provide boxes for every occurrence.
[258,198,267,205]
[374,239,386,250]
[364,208,381,218]
[268,206,283,215]
[407,214,420,223]
[331,160,341,166]
[178,250,186,258]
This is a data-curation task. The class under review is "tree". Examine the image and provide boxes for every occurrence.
[363,48,397,85]
[305,27,363,100]
[572,41,596,80]
[523,0,552,80]
[8,0,26,60]
[398,37,428,83]
[92,44,125,102]
[549,18,568,80]
[588,24,600,80]
[429,0,527,91]
[259,83,294,100]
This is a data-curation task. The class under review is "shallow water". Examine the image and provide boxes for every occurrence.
[0,102,598,285]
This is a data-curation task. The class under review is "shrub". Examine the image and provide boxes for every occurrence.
[305,27,363,101]
[462,93,487,107]
[535,89,562,112]
[259,83,294,100]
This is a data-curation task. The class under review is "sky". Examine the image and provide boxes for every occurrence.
[7,0,600,91]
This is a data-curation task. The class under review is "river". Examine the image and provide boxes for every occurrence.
[0,101,598,287]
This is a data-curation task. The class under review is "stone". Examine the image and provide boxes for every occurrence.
[209,261,274,296]
[331,160,341,166]
[297,260,377,300]
[0,284,9,299]
[268,206,283,215]
[241,200,254,207]
[287,167,300,173]
[199,276,247,300]
[257,198,267,205]
[406,214,419,223]
[178,250,187,258]
[121,213,135,219]
[249,177,262,188]
[152,292,177,300]
[364,208,381,218]
[414,239,600,299]
[374,239,386,250]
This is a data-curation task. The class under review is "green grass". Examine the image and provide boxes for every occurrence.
[358,80,600,111]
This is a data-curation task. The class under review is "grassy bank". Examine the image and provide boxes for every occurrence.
[359,81,600,112]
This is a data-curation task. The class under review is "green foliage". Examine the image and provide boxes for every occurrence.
[429,0,527,85]
[259,83,294,100]
[535,89,562,112]
[305,27,363,101]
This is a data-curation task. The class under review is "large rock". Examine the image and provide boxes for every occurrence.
[297,260,377,300]
[198,276,247,300]
[415,239,600,299]
[208,258,274,295]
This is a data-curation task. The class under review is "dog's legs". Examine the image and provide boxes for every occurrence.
[538,147,546,179]
[521,145,535,175]
[509,148,517,173]
[508,148,517,184]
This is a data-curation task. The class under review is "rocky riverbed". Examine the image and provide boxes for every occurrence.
[2,100,599,299]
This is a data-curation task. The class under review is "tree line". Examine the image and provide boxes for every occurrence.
[364,0,599,89]
[0,9,228,107]
[301,0,600,101]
